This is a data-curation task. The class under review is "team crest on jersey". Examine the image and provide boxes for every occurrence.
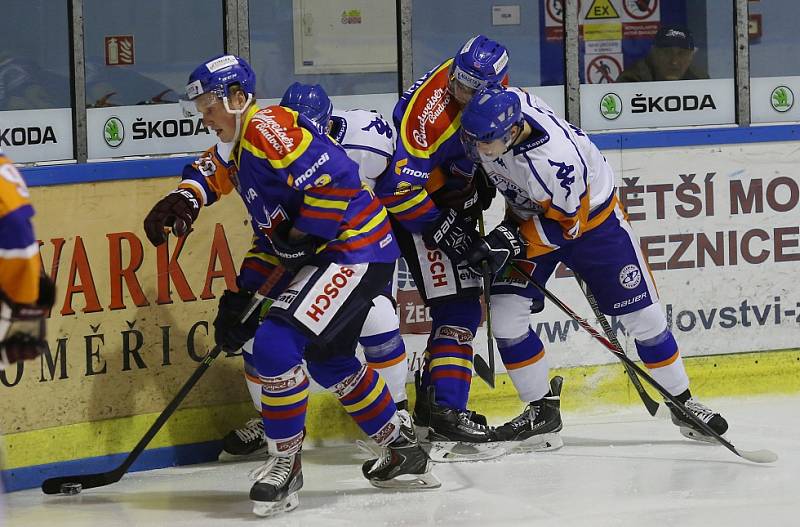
[619,264,642,290]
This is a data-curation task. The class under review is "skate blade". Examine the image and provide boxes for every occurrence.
[217,446,269,462]
[679,426,725,444]
[426,441,507,463]
[507,433,563,454]
[369,464,442,490]
[252,492,299,517]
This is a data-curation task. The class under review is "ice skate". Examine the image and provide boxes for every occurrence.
[362,412,441,489]
[667,390,728,442]
[218,417,267,461]
[249,452,303,517]
[422,401,506,463]
[495,376,564,453]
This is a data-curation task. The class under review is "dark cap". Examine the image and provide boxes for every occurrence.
[654,25,695,50]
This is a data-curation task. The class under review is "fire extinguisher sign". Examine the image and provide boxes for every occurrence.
[105,36,135,66]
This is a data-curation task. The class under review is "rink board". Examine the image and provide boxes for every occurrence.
[2,130,800,491]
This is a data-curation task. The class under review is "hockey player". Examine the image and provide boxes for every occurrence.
[0,150,55,371]
[459,85,728,446]
[372,35,506,454]
[219,82,411,460]
[143,55,438,518]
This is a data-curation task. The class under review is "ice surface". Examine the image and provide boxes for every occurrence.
[6,394,797,527]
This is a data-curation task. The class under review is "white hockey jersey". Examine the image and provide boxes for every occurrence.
[480,87,618,257]
[329,109,395,189]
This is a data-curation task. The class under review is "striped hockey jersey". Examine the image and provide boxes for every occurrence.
[480,87,617,258]
[374,59,475,232]
[0,151,40,304]
[178,104,399,274]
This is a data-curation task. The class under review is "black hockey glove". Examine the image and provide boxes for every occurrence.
[143,188,200,247]
[430,177,482,220]
[422,208,479,262]
[0,274,56,367]
[466,222,526,275]
[271,221,318,274]
[213,289,262,353]
[473,166,497,211]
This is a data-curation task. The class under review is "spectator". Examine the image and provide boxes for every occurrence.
[617,25,708,82]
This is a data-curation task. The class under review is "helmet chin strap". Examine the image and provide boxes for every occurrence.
[223,93,254,142]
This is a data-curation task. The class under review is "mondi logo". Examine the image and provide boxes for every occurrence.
[771,86,794,113]
[600,93,622,120]
[104,117,124,147]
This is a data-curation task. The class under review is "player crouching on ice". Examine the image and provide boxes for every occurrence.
[143,55,439,518]
[459,85,728,445]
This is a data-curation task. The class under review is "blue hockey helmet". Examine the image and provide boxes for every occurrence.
[460,85,522,161]
[280,82,333,134]
[182,54,255,116]
[449,35,509,105]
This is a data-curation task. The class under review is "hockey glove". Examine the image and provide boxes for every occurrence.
[422,208,479,263]
[474,166,497,211]
[466,222,525,275]
[431,177,482,220]
[213,289,262,353]
[0,274,56,369]
[143,188,200,247]
[270,221,318,274]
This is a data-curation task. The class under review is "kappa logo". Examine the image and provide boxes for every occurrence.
[619,264,642,290]
[548,159,575,198]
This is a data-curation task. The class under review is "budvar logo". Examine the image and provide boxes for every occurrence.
[413,87,449,148]
[104,117,124,147]
[771,86,794,113]
[253,112,296,155]
[600,93,622,120]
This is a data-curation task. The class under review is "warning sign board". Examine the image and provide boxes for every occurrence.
[585,54,623,83]
[585,0,620,20]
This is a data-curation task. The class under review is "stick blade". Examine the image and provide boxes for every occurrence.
[473,355,495,389]
[737,448,778,464]
[41,471,121,494]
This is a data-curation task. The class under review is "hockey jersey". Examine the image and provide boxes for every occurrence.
[329,108,395,189]
[178,104,399,278]
[480,88,617,258]
[0,151,40,304]
[374,59,474,232]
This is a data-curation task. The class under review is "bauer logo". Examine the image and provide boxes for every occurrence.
[619,264,641,290]
[103,117,124,147]
[600,93,622,120]
[770,86,794,113]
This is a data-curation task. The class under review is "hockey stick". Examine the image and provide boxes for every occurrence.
[472,216,495,388]
[509,262,777,464]
[41,289,270,494]
[572,272,664,418]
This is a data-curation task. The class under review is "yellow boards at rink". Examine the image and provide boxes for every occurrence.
[2,178,257,470]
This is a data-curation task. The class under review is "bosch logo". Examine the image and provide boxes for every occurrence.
[305,267,356,322]
[427,249,448,288]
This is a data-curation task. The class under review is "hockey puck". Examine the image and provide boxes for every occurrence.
[60,483,82,495]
